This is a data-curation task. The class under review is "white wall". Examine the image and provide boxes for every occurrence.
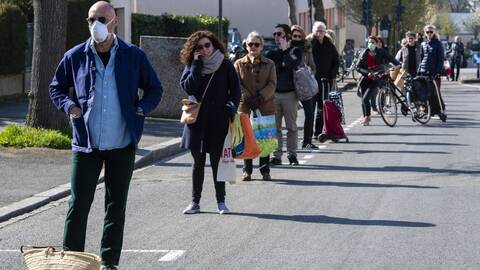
[111,0,132,42]
[132,0,289,39]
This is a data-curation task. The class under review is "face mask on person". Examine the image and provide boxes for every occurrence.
[367,43,376,51]
[90,19,111,43]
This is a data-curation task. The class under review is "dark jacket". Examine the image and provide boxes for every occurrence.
[180,59,241,154]
[419,37,444,75]
[397,44,422,75]
[234,55,276,115]
[447,41,464,62]
[356,47,400,76]
[49,37,163,153]
[265,46,301,93]
[309,36,339,79]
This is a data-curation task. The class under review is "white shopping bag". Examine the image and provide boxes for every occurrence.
[217,127,236,183]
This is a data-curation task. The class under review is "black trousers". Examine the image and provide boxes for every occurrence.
[191,150,225,204]
[301,98,315,145]
[429,77,445,115]
[360,79,379,117]
[243,155,270,175]
[314,78,331,136]
[450,59,461,81]
[63,144,135,266]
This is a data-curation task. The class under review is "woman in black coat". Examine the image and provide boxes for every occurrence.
[179,31,241,215]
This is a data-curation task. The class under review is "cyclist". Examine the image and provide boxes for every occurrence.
[418,25,447,122]
[356,36,400,126]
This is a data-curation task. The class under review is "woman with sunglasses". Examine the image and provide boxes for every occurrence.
[180,31,241,214]
[418,25,447,122]
[234,31,276,181]
[290,25,318,150]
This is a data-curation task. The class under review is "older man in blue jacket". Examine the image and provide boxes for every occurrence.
[49,2,162,269]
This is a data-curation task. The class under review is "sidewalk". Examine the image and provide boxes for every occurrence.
[0,100,185,222]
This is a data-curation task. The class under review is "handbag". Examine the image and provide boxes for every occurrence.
[290,50,318,101]
[180,72,215,124]
[21,246,101,270]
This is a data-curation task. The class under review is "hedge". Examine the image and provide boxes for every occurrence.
[0,3,27,76]
[132,13,229,45]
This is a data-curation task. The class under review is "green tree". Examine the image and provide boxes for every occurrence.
[26,0,68,131]
[4,0,33,22]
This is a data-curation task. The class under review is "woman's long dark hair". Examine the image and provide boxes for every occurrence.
[180,31,226,65]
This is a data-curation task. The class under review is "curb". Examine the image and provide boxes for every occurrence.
[0,138,184,223]
[460,79,480,84]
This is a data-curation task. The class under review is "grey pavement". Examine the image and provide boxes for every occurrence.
[0,99,185,220]
[1,81,479,269]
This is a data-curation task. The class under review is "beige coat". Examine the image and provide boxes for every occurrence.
[234,55,277,115]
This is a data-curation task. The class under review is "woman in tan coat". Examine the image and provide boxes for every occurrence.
[234,31,276,181]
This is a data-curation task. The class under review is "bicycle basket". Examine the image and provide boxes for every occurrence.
[21,246,101,270]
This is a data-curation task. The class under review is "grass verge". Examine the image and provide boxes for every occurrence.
[0,124,71,149]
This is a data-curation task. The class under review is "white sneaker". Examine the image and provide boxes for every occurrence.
[217,202,230,215]
[183,202,200,214]
[100,266,118,270]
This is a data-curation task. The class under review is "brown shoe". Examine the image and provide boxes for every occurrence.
[242,172,252,181]
[262,172,271,181]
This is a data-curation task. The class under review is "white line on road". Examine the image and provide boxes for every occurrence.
[0,250,19,252]
[158,250,186,262]
[299,160,307,165]
[303,154,314,159]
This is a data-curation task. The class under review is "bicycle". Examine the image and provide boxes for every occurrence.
[336,50,359,82]
[372,66,431,127]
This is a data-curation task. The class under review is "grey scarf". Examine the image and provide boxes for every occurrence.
[201,49,224,75]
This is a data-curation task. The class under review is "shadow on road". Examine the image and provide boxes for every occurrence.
[346,141,467,147]
[351,132,457,137]
[229,213,436,227]
[271,164,480,175]
[270,178,439,189]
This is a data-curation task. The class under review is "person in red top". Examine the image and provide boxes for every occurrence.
[356,36,400,125]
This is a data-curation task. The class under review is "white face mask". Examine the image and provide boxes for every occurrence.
[90,20,110,43]
[367,43,376,51]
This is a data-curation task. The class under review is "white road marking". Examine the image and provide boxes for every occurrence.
[299,160,307,165]
[0,250,19,252]
[303,154,314,159]
[158,250,186,262]
[462,84,480,89]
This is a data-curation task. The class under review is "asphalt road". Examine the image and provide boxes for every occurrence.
[1,81,479,269]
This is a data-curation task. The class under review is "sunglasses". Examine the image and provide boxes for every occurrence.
[292,34,302,39]
[247,42,261,48]
[196,42,212,51]
[273,32,283,37]
[86,16,107,24]
[425,31,434,34]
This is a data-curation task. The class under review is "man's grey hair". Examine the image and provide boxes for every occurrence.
[312,21,326,32]
[246,31,264,45]
[405,31,416,38]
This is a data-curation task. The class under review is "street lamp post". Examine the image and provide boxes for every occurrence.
[218,0,223,39]
[395,0,405,52]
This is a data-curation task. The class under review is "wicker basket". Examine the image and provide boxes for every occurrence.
[21,246,101,270]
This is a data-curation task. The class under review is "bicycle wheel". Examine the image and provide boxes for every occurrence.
[413,100,431,125]
[377,87,398,127]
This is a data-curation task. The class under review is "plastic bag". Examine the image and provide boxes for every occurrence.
[217,127,236,183]
[232,113,260,159]
[251,110,278,158]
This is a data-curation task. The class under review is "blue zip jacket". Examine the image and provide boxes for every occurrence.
[418,37,444,76]
[49,37,163,153]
